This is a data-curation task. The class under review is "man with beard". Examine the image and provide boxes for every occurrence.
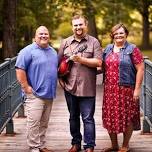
[58,15,102,152]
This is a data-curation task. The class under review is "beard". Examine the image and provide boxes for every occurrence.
[75,29,85,38]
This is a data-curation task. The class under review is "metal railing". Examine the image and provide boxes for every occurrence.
[0,57,24,134]
[0,56,152,134]
[141,59,152,133]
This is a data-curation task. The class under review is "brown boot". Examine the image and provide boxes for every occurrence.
[39,148,54,152]
[85,148,94,152]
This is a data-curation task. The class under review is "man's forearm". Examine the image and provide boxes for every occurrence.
[71,55,102,68]
[16,68,29,89]
[80,57,102,67]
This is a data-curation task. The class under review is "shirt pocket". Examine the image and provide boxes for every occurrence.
[63,48,72,57]
[82,48,93,58]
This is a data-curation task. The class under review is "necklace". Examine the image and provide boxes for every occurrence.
[113,45,122,53]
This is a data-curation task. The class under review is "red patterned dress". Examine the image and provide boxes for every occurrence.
[102,47,143,133]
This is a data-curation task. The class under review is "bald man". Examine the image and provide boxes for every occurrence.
[15,26,58,152]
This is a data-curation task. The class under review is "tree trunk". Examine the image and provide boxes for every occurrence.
[24,26,33,46]
[87,14,98,39]
[83,0,98,40]
[141,0,150,49]
[2,0,17,60]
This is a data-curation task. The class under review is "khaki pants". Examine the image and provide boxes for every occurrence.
[25,94,53,149]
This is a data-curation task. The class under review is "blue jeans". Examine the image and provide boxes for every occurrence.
[64,90,96,149]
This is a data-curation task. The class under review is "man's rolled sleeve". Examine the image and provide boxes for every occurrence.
[15,49,32,70]
[93,40,102,59]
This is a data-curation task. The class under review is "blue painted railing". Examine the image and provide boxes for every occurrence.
[0,56,152,134]
[141,59,152,133]
[0,57,24,134]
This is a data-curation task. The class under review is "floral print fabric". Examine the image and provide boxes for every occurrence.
[102,48,143,133]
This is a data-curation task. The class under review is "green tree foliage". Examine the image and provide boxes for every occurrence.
[57,0,99,38]
[57,0,152,48]
[120,0,152,48]
[17,0,63,49]
[95,0,134,33]
[0,0,152,60]
[54,22,73,39]
[17,0,36,48]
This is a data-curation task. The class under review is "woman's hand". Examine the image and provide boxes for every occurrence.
[133,88,141,101]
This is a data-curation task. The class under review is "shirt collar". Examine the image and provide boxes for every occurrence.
[122,41,129,49]
[33,42,51,50]
[69,34,88,44]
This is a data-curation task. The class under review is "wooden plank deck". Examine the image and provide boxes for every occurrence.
[0,83,152,152]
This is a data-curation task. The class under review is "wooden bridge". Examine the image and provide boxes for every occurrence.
[0,84,152,152]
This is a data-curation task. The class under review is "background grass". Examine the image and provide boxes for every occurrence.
[142,50,152,61]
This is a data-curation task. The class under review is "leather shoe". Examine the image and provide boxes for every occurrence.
[68,144,81,152]
[85,148,94,152]
[39,148,54,152]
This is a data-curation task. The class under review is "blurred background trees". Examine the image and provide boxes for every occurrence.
[0,0,152,60]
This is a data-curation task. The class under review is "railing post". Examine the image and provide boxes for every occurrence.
[5,58,15,135]
[0,57,25,134]
[6,119,14,134]
[18,104,25,117]
[142,57,151,133]
[143,119,150,133]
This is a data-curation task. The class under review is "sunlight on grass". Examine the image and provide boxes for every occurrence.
[143,50,152,61]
